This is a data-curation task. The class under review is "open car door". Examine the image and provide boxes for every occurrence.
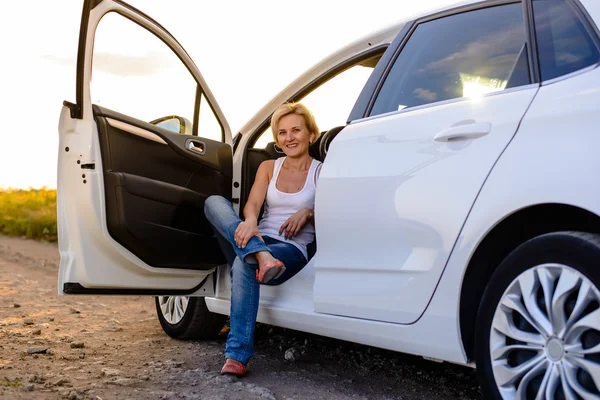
[57,0,232,295]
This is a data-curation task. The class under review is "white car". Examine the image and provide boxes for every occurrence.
[58,0,600,398]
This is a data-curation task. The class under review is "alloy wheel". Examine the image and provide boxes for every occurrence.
[157,296,189,325]
[490,263,600,399]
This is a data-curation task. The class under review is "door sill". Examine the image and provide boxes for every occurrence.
[63,277,211,296]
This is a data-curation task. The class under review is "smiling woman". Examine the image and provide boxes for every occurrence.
[203,102,322,376]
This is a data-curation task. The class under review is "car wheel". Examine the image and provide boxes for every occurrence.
[475,231,600,400]
[155,296,227,340]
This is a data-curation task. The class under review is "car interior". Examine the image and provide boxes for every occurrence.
[240,125,346,260]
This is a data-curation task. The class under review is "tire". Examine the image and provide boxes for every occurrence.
[475,231,600,400]
[155,296,227,340]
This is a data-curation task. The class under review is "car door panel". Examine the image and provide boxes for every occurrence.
[94,106,232,177]
[104,171,222,269]
[313,87,539,324]
[93,105,230,270]
[313,1,538,325]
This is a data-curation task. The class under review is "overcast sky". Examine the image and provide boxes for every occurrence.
[0,0,456,189]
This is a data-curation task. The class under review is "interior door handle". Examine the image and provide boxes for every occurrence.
[434,122,491,142]
[186,140,205,155]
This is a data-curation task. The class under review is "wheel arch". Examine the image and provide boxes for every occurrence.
[458,202,600,361]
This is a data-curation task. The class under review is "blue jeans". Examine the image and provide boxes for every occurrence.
[204,195,307,365]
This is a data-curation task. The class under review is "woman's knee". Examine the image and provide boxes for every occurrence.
[204,195,229,218]
[204,195,227,210]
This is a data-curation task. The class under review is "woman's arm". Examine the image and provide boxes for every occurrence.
[279,208,313,239]
[234,160,273,248]
[243,160,272,222]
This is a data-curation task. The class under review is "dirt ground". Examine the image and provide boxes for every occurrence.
[0,236,482,399]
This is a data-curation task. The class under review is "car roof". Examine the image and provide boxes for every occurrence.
[365,0,487,40]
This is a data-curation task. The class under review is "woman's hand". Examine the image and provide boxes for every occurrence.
[234,219,260,248]
[279,208,314,239]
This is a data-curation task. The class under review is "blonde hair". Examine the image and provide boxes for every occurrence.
[270,102,320,143]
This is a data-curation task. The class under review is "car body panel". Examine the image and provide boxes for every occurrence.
[205,290,470,365]
[440,63,600,359]
[312,85,538,324]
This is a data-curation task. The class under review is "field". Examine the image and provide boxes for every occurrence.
[0,188,57,241]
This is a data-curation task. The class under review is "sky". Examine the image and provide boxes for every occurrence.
[0,0,455,189]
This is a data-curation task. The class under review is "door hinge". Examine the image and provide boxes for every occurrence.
[63,100,81,119]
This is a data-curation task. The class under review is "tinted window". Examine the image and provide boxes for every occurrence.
[370,4,529,116]
[533,0,600,81]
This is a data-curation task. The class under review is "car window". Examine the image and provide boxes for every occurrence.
[370,3,529,117]
[533,0,600,81]
[91,12,223,142]
[253,61,377,148]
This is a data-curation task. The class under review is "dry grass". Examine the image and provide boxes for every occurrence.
[0,188,57,241]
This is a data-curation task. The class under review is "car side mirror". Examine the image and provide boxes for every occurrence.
[150,115,193,135]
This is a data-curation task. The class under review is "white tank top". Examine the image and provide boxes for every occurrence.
[258,157,321,260]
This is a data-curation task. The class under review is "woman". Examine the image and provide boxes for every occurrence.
[204,102,322,377]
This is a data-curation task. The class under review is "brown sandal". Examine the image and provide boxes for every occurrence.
[221,359,247,377]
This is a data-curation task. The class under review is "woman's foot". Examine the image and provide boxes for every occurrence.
[221,358,247,376]
[255,252,285,284]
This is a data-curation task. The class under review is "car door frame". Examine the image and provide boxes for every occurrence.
[58,0,233,295]
[68,0,231,143]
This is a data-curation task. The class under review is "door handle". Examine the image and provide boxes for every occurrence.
[186,140,205,155]
[434,122,491,142]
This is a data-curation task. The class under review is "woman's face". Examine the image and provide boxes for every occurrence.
[276,113,315,158]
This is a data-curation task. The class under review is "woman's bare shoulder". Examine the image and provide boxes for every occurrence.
[259,159,276,172]
[260,159,276,168]
[257,159,276,180]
